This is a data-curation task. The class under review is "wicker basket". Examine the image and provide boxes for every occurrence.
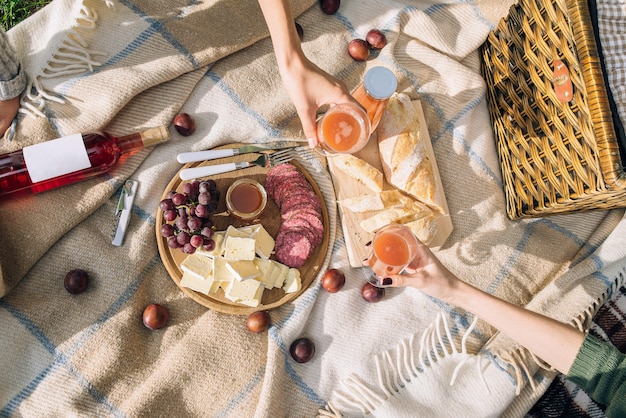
[481,0,626,219]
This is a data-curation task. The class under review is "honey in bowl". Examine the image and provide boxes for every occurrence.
[226,178,267,221]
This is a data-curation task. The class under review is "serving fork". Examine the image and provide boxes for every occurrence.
[178,148,295,181]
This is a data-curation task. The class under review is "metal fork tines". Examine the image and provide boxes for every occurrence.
[178,148,295,181]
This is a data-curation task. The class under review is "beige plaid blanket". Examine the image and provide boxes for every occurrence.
[2,0,626,416]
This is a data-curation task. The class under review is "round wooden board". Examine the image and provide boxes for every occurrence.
[156,145,330,315]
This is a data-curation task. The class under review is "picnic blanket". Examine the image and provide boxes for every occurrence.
[2,0,626,416]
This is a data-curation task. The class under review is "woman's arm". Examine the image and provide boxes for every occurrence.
[257,0,357,147]
[389,241,585,374]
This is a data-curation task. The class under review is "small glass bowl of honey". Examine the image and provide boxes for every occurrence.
[225,178,267,221]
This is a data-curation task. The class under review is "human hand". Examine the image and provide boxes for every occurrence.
[0,96,20,138]
[278,56,359,147]
[383,239,461,304]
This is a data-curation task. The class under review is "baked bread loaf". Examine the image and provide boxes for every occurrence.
[378,93,446,214]
[338,190,407,213]
[331,154,383,192]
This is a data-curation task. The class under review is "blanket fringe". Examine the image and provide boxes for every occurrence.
[18,0,112,121]
[317,313,485,417]
[493,267,626,395]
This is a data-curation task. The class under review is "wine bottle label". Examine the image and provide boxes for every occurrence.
[23,134,91,183]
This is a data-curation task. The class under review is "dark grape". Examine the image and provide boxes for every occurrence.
[195,204,210,219]
[321,268,345,293]
[201,226,214,238]
[348,39,370,61]
[172,193,186,206]
[320,0,340,14]
[167,236,181,249]
[163,209,177,222]
[290,338,315,363]
[160,224,175,238]
[199,181,210,194]
[206,179,217,190]
[187,216,202,231]
[361,282,385,303]
[177,231,191,245]
[366,29,387,49]
[190,234,204,248]
[209,189,220,202]
[202,239,216,252]
[183,243,196,254]
[246,311,271,333]
[198,192,211,205]
[175,216,188,230]
[64,269,89,294]
[159,199,174,211]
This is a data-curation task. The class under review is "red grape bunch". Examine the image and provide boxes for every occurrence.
[159,179,220,254]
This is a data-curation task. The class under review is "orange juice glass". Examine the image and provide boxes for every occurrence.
[367,224,419,283]
[316,103,371,154]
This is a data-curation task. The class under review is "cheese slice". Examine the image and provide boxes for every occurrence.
[237,284,265,307]
[249,225,275,259]
[180,270,218,295]
[255,258,277,289]
[223,236,256,261]
[224,277,264,306]
[282,268,301,293]
[213,256,237,283]
[226,260,260,282]
[273,262,289,288]
[180,253,213,280]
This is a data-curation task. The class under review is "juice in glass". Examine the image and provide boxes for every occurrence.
[367,224,418,279]
[316,103,370,154]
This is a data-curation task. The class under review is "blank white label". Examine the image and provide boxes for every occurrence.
[23,134,91,183]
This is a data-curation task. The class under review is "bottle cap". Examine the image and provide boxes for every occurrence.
[363,67,397,100]
[141,127,170,146]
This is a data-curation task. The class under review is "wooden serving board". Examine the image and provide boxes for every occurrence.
[155,145,330,315]
[327,100,453,268]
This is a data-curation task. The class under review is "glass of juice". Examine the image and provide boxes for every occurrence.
[366,224,419,287]
[316,102,371,154]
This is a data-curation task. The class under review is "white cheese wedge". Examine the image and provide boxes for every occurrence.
[180,253,214,280]
[273,262,289,288]
[180,270,218,295]
[237,285,265,307]
[213,256,237,283]
[249,225,275,259]
[282,268,301,293]
[224,277,264,306]
[223,236,256,261]
[339,190,408,213]
[224,225,251,240]
[226,260,260,282]
[254,258,277,289]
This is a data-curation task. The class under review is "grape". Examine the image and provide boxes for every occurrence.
[201,226,214,239]
[142,303,169,330]
[290,338,315,363]
[183,243,196,254]
[206,179,217,190]
[177,231,191,245]
[172,193,186,206]
[167,236,181,249]
[199,181,210,194]
[187,216,202,231]
[159,198,174,211]
[190,234,204,248]
[209,189,220,202]
[202,239,216,252]
[195,204,210,219]
[160,224,175,238]
[198,192,211,205]
[163,209,177,222]
[64,269,89,294]
[175,216,188,230]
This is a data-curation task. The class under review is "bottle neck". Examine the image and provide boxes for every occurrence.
[116,127,169,153]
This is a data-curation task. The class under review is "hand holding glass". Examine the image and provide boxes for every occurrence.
[365,224,419,287]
